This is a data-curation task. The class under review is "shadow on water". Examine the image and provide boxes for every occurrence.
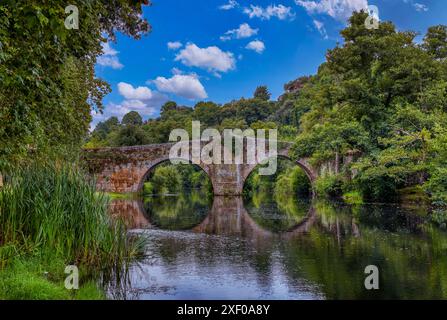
[107,192,447,300]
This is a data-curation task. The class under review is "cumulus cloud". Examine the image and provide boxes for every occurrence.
[91,93,168,129]
[219,0,239,10]
[220,23,259,41]
[153,74,208,100]
[296,0,368,21]
[167,41,183,50]
[243,4,295,20]
[118,82,154,100]
[175,43,236,75]
[246,40,265,54]
[90,82,168,128]
[97,42,124,69]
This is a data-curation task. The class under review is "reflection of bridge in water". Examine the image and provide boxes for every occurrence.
[109,196,328,241]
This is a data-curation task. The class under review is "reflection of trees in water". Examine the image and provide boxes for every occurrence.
[143,190,212,230]
[148,197,447,299]
[280,201,447,299]
[244,190,311,233]
[108,194,447,299]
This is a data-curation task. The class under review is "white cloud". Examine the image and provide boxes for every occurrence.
[246,40,265,54]
[91,101,155,124]
[175,43,236,75]
[171,67,183,75]
[91,93,168,129]
[243,4,295,20]
[313,19,328,39]
[296,0,368,21]
[97,42,124,69]
[220,23,259,41]
[96,56,124,69]
[91,82,168,128]
[219,0,239,10]
[413,3,428,12]
[117,82,154,100]
[102,42,118,56]
[403,0,428,12]
[153,74,208,100]
[167,41,183,50]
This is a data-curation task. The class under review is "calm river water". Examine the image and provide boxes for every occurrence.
[107,191,447,300]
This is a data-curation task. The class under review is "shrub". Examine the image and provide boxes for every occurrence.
[315,174,343,198]
[342,191,364,205]
[425,167,447,206]
[429,210,447,230]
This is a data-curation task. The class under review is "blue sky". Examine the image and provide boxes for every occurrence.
[92,0,446,127]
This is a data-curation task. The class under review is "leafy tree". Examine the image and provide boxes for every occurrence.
[0,1,151,167]
[254,86,271,101]
[288,11,447,201]
[93,117,120,140]
[111,125,149,146]
[218,118,248,130]
[160,101,179,118]
[151,165,182,194]
[193,101,221,127]
[122,111,143,126]
[423,25,447,60]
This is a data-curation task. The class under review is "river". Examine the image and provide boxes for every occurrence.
[106,191,447,300]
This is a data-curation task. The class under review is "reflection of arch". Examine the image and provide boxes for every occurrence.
[192,197,317,240]
[242,155,316,197]
[109,199,152,229]
[137,156,214,194]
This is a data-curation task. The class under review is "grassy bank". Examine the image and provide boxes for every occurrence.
[0,162,144,299]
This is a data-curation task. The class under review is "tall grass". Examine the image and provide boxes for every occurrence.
[0,162,144,270]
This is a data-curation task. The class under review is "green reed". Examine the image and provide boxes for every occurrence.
[0,162,144,270]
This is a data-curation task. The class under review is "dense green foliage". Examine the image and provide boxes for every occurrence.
[144,163,212,195]
[288,13,447,203]
[0,1,150,167]
[87,86,294,147]
[244,158,311,197]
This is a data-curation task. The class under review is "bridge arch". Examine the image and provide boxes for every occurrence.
[241,155,316,197]
[137,156,214,195]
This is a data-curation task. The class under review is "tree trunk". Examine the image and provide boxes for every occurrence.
[335,152,340,174]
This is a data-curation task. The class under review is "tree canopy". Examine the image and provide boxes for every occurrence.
[0,0,151,168]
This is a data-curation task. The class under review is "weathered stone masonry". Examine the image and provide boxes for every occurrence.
[82,142,319,196]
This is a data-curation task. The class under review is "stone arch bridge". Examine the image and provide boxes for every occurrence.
[83,141,318,196]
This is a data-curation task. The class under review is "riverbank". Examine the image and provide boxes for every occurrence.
[0,162,144,300]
